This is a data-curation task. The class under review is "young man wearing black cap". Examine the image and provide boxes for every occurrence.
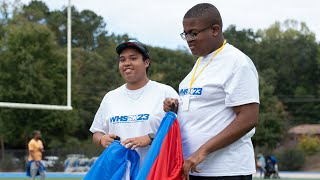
[89,40,179,170]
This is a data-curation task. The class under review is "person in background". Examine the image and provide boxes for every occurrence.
[266,155,280,178]
[27,130,46,180]
[257,153,266,178]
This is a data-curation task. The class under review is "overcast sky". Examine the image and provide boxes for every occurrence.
[15,0,320,50]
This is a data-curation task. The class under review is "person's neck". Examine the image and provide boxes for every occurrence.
[126,78,150,90]
[207,36,225,55]
[33,137,39,141]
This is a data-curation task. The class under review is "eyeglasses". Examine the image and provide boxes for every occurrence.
[180,25,212,41]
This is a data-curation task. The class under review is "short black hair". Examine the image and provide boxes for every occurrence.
[33,130,40,137]
[184,3,223,29]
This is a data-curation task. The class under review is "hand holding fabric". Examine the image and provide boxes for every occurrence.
[163,98,178,113]
[122,135,151,150]
[100,134,117,148]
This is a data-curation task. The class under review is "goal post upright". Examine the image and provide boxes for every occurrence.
[67,0,72,108]
[0,0,73,111]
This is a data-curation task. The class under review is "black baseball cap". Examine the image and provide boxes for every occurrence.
[116,40,150,59]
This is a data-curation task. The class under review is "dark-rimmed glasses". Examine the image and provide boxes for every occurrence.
[180,25,212,41]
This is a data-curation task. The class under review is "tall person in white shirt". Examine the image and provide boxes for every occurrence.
[90,40,179,170]
[164,3,259,180]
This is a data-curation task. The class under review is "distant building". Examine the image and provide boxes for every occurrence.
[288,124,320,141]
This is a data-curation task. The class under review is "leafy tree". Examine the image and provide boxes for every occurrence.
[252,76,288,149]
[224,25,260,59]
[71,48,122,139]
[0,14,78,148]
[298,135,320,155]
[22,0,49,22]
[256,20,320,125]
[277,147,305,171]
[149,47,194,90]
[47,6,108,50]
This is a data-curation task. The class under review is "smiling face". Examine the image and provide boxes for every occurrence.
[119,47,150,88]
[183,16,221,56]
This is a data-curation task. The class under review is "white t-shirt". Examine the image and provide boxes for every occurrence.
[178,43,260,176]
[90,80,179,166]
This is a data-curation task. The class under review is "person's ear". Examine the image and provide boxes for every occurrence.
[145,59,150,68]
[211,24,220,36]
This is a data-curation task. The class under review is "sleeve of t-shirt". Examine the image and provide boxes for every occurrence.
[89,94,109,134]
[28,141,35,151]
[39,141,44,149]
[224,64,260,107]
[165,86,179,99]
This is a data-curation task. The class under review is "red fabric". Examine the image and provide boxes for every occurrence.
[146,119,183,180]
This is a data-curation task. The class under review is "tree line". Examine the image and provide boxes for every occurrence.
[0,1,319,153]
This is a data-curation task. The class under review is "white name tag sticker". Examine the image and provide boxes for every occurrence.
[182,94,190,111]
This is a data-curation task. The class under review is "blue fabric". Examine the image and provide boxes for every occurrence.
[136,111,177,180]
[26,160,46,177]
[83,140,140,180]
[269,155,278,165]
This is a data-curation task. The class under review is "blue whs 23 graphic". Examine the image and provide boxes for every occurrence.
[179,88,203,96]
[110,114,150,124]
